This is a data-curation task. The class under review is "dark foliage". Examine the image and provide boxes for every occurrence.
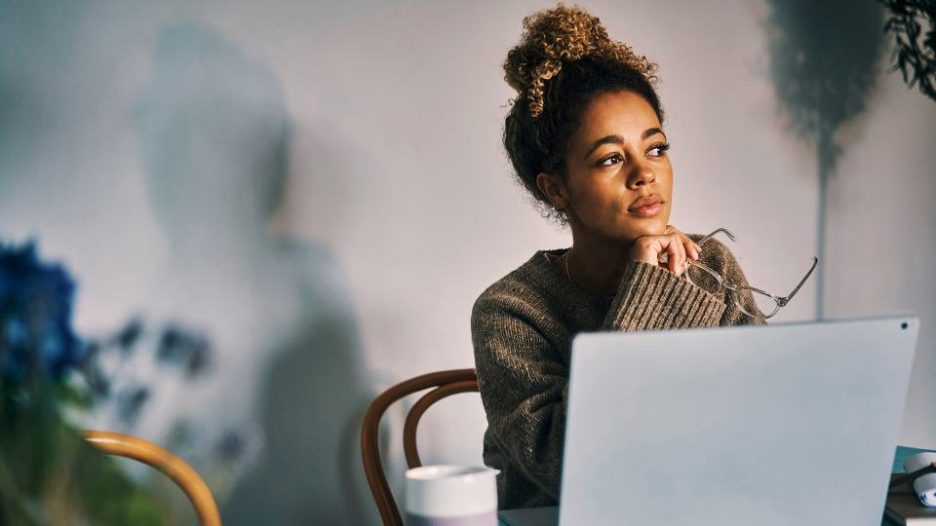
[881,0,936,101]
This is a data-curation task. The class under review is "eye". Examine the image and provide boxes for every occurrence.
[648,143,671,157]
[596,153,624,167]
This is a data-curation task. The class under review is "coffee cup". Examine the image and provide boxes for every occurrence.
[404,465,499,525]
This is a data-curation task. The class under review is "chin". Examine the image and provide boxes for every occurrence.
[590,213,671,243]
[621,219,668,240]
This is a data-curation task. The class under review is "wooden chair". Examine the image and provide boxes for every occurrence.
[360,368,480,526]
[82,430,222,526]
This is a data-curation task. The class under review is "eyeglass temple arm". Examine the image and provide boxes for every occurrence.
[890,462,936,490]
[776,257,819,307]
[695,228,736,247]
[661,228,734,265]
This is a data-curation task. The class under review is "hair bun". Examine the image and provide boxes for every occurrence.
[503,3,658,118]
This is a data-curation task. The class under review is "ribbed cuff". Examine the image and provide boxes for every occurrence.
[601,261,726,331]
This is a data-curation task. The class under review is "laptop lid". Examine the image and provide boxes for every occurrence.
[559,316,919,525]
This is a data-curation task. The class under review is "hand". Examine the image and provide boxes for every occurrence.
[629,225,702,276]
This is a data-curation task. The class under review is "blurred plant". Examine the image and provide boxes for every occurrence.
[81,317,213,428]
[0,241,165,525]
[881,0,936,101]
[81,310,262,512]
[0,243,82,381]
[764,0,884,319]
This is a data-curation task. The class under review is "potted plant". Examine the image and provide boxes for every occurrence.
[0,242,166,525]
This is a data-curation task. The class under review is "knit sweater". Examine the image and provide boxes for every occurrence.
[470,237,765,510]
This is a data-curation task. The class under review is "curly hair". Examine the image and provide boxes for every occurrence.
[503,4,663,224]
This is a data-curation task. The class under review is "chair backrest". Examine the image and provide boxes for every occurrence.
[82,430,222,526]
[360,368,480,526]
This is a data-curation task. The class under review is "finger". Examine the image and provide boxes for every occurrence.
[656,241,669,268]
[664,240,679,275]
[633,237,664,267]
[685,238,700,261]
[665,235,686,276]
[674,235,688,275]
[667,225,699,261]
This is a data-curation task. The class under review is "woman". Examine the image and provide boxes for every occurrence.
[471,5,765,510]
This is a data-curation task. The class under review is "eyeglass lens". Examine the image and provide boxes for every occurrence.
[686,263,778,319]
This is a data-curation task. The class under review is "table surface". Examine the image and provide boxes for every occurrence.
[497,445,934,526]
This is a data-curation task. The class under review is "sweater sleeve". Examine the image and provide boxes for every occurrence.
[601,260,727,331]
[471,291,568,500]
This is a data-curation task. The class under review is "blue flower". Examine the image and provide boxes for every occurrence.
[0,241,83,383]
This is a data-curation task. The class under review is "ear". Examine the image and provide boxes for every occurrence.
[535,172,568,210]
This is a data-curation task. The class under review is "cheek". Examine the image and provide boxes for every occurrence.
[660,172,674,211]
[567,179,604,209]
[608,189,628,217]
[661,164,674,193]
[583,182,627,219]
[572,178,631,220]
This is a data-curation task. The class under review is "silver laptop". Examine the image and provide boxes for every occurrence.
[503,316,919,525]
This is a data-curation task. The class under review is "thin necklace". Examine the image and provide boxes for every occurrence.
[563,249,574,283]
[563,250,615,298]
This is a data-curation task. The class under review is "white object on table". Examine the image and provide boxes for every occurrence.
[405,465,498,525]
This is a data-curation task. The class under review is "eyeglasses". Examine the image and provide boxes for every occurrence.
[678,228,818,320]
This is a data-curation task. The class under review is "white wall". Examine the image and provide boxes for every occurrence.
[825,71,936,447]
[1,0,932,523]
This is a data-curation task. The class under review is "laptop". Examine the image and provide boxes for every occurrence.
[500,316,919,525]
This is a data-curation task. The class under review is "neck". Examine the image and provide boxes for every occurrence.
[566,229,633,296]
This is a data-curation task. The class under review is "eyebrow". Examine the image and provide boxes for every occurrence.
[582,128,667,160]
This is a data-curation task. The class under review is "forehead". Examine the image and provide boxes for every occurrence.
[573,90,661,144]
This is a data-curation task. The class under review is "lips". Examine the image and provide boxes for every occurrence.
[628,195,663,217]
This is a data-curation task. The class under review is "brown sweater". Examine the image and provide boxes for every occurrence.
[470,237,764,510]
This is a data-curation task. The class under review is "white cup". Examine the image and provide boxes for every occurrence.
[404,465,499,526]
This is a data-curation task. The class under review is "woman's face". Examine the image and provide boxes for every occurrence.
[551,90,673,245]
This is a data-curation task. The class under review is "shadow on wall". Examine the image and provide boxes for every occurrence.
[130,22,373,524]
[763,0,885,319]
[0,1,80,188]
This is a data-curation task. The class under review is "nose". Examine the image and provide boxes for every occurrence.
[626,160,656,189]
